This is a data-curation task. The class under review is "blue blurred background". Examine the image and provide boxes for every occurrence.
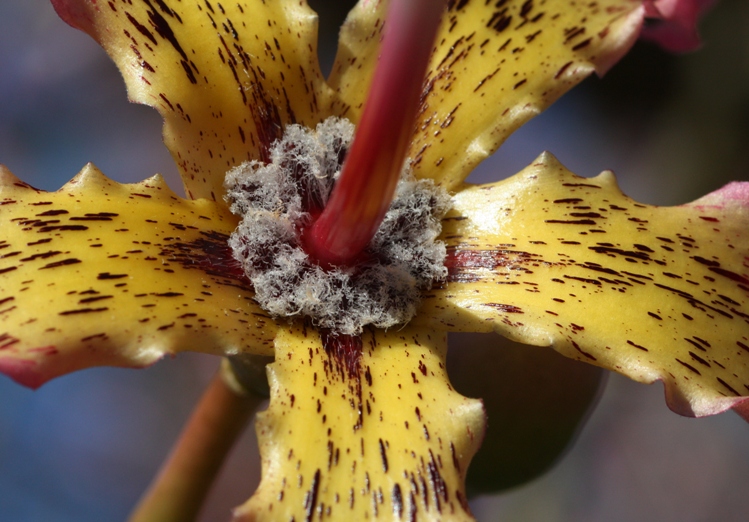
[1,0,748,520]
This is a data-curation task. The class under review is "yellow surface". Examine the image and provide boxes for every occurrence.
[71,0,648,201]
[0,165,275,388]
[9,2,746,521]
[329,0,645,189]
[417,153,749,417]
[70,0,334,202]
[236,324,484,521]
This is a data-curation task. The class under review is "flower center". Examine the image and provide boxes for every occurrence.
[224,117,450,335]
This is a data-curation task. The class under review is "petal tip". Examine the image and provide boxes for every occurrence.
[0,357,47,390]
[641,0,716,53]
[531,150,562,168]
[0,165,35,191]
[711,181,749,202]
[735,400,749,423]
[135,173,180,199]
[50,0,94,31]
[663,378,749,419]
[0,164,16,181]
[593,4,647,76]
[689,181,749,209]
[63,163,115,192]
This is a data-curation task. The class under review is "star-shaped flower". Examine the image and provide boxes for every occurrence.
[1,1,747,521]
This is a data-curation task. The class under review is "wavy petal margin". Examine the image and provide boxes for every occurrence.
[417,152,749,418]
[236,325,485,521]
[0,165,275,389]
[329,0,645,189]
[51,0,334,202]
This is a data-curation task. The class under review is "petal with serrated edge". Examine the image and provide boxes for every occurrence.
[328,0,645,189]
[235,324,485,522]
[0,165,275,389]
[51,0,335,203]
[416,152,749,418]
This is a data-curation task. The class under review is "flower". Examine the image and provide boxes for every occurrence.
[1,1,748,521]
[641,0,717,51]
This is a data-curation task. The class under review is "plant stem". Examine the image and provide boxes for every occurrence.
[305,0,447,266]
[128,365,264,522]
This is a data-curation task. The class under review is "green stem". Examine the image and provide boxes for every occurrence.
[128,363,264,522]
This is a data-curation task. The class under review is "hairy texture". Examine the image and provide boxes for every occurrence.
[328,0,646,190]
[417,152,749,418]
[0,165,275,389]
[225,118,450,335]
[235,325,484,522]
[50,0,648,204]
[225,118,353,222]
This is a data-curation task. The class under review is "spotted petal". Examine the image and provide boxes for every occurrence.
[417,152,749,418]
[0,165,275,389]
[235,325,485,521]
[51,0,334,202]
[329,0,646,189]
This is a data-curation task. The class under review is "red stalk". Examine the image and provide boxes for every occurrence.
[305,0,446,266]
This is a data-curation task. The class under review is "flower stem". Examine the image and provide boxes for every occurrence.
[306,0,446,266]
[128,364,264,522]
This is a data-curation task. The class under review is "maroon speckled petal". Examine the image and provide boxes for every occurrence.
[50,0,335,204]
[0,164,275,388]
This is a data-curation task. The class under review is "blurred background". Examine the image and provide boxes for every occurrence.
[1,0,748,520]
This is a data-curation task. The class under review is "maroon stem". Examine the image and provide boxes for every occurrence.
[306,0,446,266]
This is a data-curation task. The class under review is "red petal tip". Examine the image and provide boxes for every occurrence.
[688,181,749,210]
[642,0,716,52]
[50,0,95,31]
[713,181,749,202]
[0,358,46,390]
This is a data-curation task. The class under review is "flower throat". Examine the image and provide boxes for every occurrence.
[224,117,450,336]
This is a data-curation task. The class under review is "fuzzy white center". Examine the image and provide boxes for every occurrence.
[224,117,450,335]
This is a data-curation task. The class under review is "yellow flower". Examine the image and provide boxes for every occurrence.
[1,1,747,521]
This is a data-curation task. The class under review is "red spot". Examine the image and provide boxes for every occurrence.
[28,346,59,355]
[485,303,524,313]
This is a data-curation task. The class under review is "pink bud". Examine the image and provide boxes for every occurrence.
[641,0,717,52]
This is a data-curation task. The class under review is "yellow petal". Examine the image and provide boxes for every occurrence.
[329,0,645,188]
[54,0,333,202]
[0,165,275,388]
[235,324,485,521]
[417,152,749,418]
[414,0,647,188]
[326,0,385,121]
